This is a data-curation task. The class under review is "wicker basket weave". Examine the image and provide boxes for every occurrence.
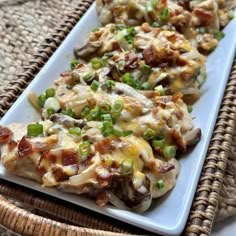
[0,0,236,235]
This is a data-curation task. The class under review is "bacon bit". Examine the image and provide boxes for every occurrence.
[17,137,33,158]
[60,70,72,77]
[112,41,121,51]
[0,126,13,144]
[194,9,213,26]
[176,57,187,66]
[125,52,139,71]
[158,162,175,173]
[167,34,177,44]
[171,93,183,103]
[142,45,157,66]
[94,138,116,155]
[8,140,17,151]
[96,191,110,207]
[51,166,68,181]
[36,166,46,175]
[61,150,78,166]
[95,166,112,181]
[32,141,57,153]
[160,0,167,7]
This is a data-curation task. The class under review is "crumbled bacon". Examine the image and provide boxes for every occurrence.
[8,140,17,151]
[60,70,72,77]
[0,126,13,144]
[17,137,33,158]
[194,9,213,26]
[94,138,116,155]
[142,45,157,66]
[61,150,78,166]
[51,166,68,181]
[124,52,139,71]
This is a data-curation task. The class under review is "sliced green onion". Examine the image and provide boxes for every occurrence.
[88,108,100,120]
[83,72,94,81]
[27,124,43,137]
[91,57,103,69]
[116,24,127,30]
[47,108,55,117]
[187,105,193,113]
[228,10,234,20]
[46,88,55,98]
[120,158,134,176]
[163,145,177,160]
[122,130,133,137]
[99,103,112,114]
[112,129,122,137]
[146,0,158,12]
[197,72,207,87]
[215,31,225,41]
[38,94,47,108]
[122,73,140,89]
[79,141,91,157]
[105,80,116,88]
[161,8,169,21]
[155,85,165,96]
[112,100,124,115]
[71,72,80,84]
[91,80,99,91]
[157,179,165,189]
[140,82,150,90]
[81,105,90,117]
[61,108,76,118]
[101,121,114,137]
[197,27,206,34]
[92,28,100,32]
[152,22,160,28]
[70,58,79,70]
[140,64,151,75]
[143,128,156,140]
[69,127,81,136]
[152,138,165,148]
[101,114,113,122]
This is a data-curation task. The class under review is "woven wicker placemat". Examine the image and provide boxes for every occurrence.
[0,0,236,235]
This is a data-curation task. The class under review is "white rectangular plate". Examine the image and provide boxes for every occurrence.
[1,3,236,235]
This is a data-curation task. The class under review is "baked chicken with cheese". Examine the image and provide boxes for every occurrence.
[75,23,206,102]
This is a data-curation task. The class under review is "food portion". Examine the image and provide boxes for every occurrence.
[96,0,236,53]
[0,75,200,212]
[75,23,206,102]
[0,1,234,213]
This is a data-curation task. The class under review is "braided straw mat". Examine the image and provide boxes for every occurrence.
[0,0,236,235]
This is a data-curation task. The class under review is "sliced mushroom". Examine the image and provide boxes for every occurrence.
[74,41,102,58]
[50,113,86,128]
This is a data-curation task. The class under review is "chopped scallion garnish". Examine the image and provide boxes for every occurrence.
[91,57,103,69]
[157,179,164,189]
[140,82,150,90]
[155,85,165,96]
[215,31,225,41]
[99,103,112,115]
[70,59,79,70]
[161,8,169,21]
[81,105,90,117]
[38,94,47,108]
[69,127,81,136]
[140,64,151,75]
[91,80,99,91]
[228,10,234,20]
[122,130,133,137]
[27,124,43,137]
[101,114,113,122]
[152,138,165,148]
[143,128,156,140]
[152,22,160,28]
[47,108,55,117]
[112,100,124,115]
[61,108,76,118]
[120,158,134,176]
[105,80,116,88]
[79,141,91,157]
[187,105,193,113]
[46,88,55,98]
[163,145,177,160]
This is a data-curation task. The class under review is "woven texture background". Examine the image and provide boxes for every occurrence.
[0,0,235,234]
